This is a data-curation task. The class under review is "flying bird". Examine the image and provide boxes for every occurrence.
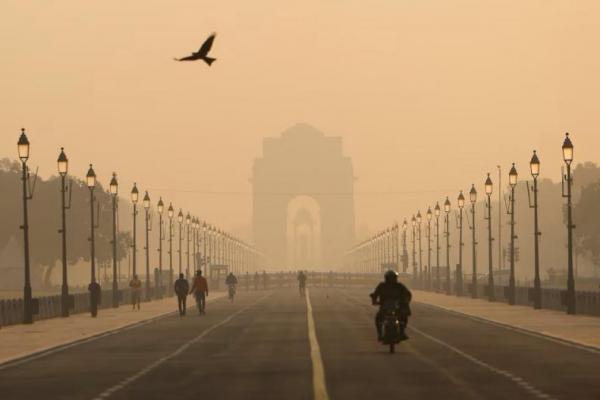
[174,33,217,66]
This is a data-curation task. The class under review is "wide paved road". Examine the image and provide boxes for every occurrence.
[0,288,599,399]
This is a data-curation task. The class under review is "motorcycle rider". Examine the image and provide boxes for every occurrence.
[225,272,238,300]
[370,270,412,342]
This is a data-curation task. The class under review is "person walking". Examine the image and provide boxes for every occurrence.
[297,270,307,296]
[189,270,209,315]
[88,280,101,317]
[129,274,142,311]
[174,273,189,316]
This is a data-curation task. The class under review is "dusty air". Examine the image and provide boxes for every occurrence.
[1,2,600,399]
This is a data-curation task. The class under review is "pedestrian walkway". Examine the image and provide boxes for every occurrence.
[0,293,226,366]
[414,290,600,350]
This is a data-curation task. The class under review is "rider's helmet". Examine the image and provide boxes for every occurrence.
[384,270,398,284]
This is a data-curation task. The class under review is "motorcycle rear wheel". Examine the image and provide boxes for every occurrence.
[389,343,395,354]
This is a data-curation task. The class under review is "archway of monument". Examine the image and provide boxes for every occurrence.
[286,196,321,269]
[252,123,355,269]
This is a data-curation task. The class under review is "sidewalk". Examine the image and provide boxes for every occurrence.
[414,290,600,350]
[0,293,225,367]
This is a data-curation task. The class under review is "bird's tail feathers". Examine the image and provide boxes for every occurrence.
[204,57,216,66]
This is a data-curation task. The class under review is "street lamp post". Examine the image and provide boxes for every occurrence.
[371,235,375,273]
[208,225,214,270]
[435,202,441,292]
[18,129,34,324]
[378,233,383,272]
[87,164,100,317]
[131,184,139,277]
[528,151,542,309]
[470,185,478,298]
[457,192,465,296]
[508,164,518,305]
[143,191,151,300]
[393,223,399,272]
[178,210,184,276]
[426,208,432,290]
[109,173,119,308]
[485,173,495,301]
[186,213,191,278]
[444,197,451,295]
[401,219,408,273]
[384,230,389,268]
[58,148,71,317]
[168,204,174,295]
[157,198,164,299]
[192,218,197,272]
[417,211,423,288]
[411,215,417,285]
[562,133,576,314]
[219,230,225,266]
[203,222,207,271]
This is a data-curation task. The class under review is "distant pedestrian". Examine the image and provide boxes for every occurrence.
[174,273,189,316]
[88,280,101,317]
[129,274,142,310]
[297,270,307,296]
[190,270,209,315]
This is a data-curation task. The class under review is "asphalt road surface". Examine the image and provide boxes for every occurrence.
[0,288,599,399]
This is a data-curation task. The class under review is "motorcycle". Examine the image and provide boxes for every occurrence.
[378,300,407,354]
[228,284,236,302]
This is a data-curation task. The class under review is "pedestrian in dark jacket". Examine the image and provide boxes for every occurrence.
[88,280,101,318]
[174,273,189,316]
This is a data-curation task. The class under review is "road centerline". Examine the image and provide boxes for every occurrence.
[306,289,330,400]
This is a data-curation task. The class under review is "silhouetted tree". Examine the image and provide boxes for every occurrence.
[572,182,600,270]
[0,158,132,287]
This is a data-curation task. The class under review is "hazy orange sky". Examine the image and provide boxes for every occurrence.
[2,1,600,241]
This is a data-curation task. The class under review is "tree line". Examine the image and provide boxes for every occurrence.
[0,158,131,288]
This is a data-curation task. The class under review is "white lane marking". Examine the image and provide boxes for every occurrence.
[92,296,268,400]
[306,289,330,400]
[0,294,227,372]
[416,302,600,355]
[409,325,557,400]
[339,291,557,400]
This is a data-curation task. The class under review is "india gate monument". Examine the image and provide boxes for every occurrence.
[252,123,356,269]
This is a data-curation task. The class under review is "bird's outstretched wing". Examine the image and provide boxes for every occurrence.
[174,54,198,61]
[196,33,216,56]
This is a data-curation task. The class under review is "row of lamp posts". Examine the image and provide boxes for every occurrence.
[16,129,261,324]
[343,133,576,315]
